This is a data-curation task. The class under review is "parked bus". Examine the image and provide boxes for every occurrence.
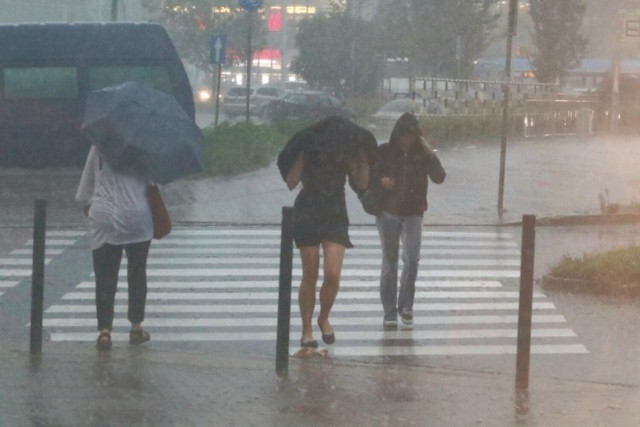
[0,22,194,166]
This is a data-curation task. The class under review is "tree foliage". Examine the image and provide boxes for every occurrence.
[372,0,500,79]
[290,4,383,97]
[529,0,588,83]
[141,0,266,73]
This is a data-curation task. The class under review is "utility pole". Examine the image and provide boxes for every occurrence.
[280,0,288,84]
[111,0,118,21]
[245,9,254,123]
[497,0,518,218]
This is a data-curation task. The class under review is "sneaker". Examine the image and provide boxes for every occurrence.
[400,309,413,326]
[383,318,398,330]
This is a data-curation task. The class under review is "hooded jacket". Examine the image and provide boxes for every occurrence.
[376,113,446,216]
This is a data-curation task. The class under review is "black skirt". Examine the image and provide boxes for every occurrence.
[293,188,352,249]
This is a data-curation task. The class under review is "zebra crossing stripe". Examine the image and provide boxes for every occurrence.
[61,291,546,301]
[331,344,589,357]
[137,257,521,267]
[45,332,588,355]
[0,281,20,288]
[10,249,65,256]
[46,231,86,237]
[42,314,567,327]
[116,268,521,278]
[148,247,521,256]
[154,238,518,247]
[0,258,52,265]
[75,280,505,290]
[46,302,558,313]
[26,239,77,246]
[0,269,31,277]
[48,328,576,343]
[166,229,513,239]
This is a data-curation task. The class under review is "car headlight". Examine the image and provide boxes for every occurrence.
[197,89,212,103]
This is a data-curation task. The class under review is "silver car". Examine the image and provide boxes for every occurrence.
[369,98,446,129]
[222,85,284,118]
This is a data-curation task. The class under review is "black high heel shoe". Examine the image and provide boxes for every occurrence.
[317,319,335,345]
[300,338,318,348]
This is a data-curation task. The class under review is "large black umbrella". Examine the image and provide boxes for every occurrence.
[277,115,377,180]
[81,82,203,184]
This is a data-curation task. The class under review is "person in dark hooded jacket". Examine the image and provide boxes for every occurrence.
[374,112,445,328]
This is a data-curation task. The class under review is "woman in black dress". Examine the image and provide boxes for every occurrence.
[281,120,370,348]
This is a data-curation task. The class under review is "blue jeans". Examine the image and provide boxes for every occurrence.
[376,212,423,321]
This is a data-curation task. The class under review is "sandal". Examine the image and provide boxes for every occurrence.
[129,329,151,345]
[96,331,112,351]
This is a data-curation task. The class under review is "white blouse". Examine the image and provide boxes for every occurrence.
[75,145,153,250]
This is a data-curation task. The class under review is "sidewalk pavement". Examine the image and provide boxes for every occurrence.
[2,135,640,425]
[2,337,639,426]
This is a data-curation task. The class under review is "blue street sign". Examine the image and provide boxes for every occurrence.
[210,34,227,65]
[238,0,262,11]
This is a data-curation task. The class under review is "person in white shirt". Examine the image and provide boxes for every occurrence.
[76,145,153,350]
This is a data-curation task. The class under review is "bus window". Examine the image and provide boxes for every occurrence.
[88,65,172,93]
[4,67,77,99]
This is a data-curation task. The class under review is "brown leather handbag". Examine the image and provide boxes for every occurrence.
[147,185,172,239]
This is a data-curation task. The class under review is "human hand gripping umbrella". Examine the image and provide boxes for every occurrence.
[81,82,203,184]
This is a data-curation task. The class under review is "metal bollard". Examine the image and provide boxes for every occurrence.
[515,214,536,392]
[276,207,295,377]
[30,199,47,355]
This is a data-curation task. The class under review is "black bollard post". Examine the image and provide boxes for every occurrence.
[515,214,536,392]
[276,207,295,377]
[30,199,47,355]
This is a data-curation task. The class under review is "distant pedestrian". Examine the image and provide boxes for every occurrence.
[76,145,153,350]
[374,113,446,328]
[278,117,374,348]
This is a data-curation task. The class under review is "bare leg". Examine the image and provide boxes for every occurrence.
[299,245,320,343]
[317,241,345,336]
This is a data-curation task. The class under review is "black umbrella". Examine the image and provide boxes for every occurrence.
[81,82,203,184]
[277,116,377,180]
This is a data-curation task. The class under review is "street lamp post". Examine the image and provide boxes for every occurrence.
[238,0,263,123]
[497,0,518,218]
[245,10,254,123]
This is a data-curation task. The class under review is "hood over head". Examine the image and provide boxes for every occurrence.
[389,112,422,146]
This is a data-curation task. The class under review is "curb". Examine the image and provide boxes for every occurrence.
[536,213,640,227]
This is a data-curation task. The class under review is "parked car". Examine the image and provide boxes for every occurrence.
[251,85,285,115]
[221,85,284,118]
[221,86,253,118]
[283,80,309,92]
[262,90,355,122]
[368,98,446,130]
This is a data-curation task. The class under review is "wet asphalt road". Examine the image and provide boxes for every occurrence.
[3,134,640,228]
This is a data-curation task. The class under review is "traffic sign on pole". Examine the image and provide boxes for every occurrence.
[625,19,640,37]
[238,0,262,11]
[210,34,227,65]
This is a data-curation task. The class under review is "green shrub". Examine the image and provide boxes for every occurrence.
[547,246,640,295]
[200,120,309,177]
